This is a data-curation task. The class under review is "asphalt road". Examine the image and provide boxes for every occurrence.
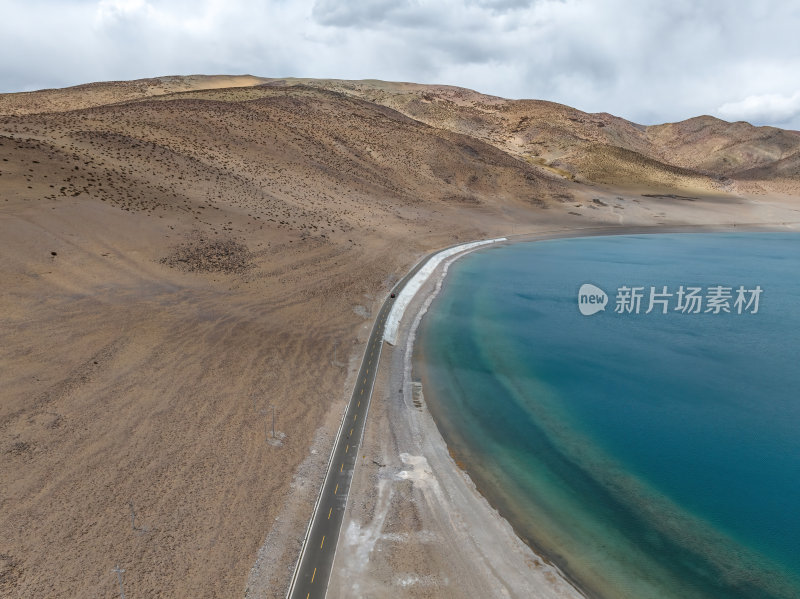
[286,251,436,599]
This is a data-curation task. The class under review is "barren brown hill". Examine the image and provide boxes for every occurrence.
[0,74,269,116]
[645,116,800,174]
[272,78,800,194]
[1,77,798,599]
[0,79,571,599]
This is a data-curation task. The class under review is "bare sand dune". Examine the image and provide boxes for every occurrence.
[0,76,798,598]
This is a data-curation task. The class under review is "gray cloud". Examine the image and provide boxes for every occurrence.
[0,0,799,129]
[311,0,403,27]
[466,0,538,14]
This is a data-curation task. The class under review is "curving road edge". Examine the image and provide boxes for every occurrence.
[285,237,506,599]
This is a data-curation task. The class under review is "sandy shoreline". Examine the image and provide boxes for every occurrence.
[326,222,798,599]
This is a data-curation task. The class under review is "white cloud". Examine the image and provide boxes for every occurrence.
[95,0,155,24]
[0,0,799,129]
[718,92,800,128]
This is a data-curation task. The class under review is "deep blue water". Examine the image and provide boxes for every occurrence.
[415,233,800,599]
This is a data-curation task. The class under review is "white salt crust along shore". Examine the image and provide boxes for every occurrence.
[383,237,507,345]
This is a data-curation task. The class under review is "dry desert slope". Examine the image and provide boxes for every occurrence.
[0,76,798,598]
[270,77,800,195]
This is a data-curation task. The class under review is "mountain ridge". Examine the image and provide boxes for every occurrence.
[3,75,798,195]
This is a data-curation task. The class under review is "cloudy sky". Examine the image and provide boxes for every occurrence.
[2,0,799,128]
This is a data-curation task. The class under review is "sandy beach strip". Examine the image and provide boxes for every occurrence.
[383,237,507,346]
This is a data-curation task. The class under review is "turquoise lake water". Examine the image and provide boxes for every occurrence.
[415,233,800,599]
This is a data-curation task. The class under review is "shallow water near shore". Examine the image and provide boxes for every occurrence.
[415,232,800,599]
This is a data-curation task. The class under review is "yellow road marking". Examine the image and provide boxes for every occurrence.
[360,388,364,395]
[345,444,349,453]
[358,401,360,407]
[363,377,366,383]
[311,567,316,583]
[328,507,332,519]
[349,428,353,436]
[340,462,344,472]
[307,593,310,599]
[320,536,325,549]
[354,414,358,421]
[335,483,338,494]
